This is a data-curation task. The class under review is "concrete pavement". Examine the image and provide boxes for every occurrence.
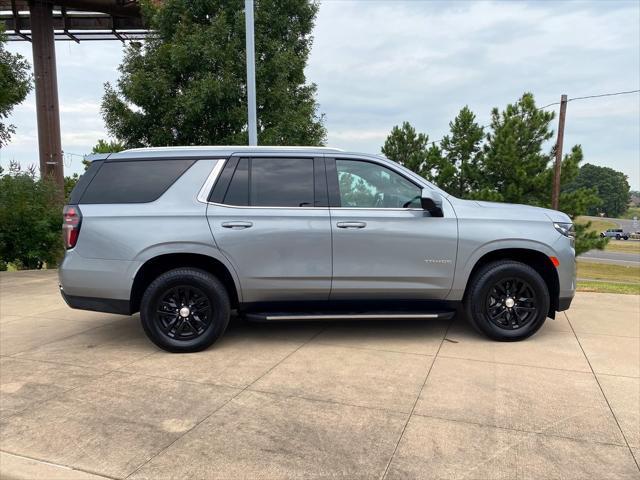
[1,270,639,479]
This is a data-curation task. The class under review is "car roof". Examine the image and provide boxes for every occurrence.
[94,145,346,161]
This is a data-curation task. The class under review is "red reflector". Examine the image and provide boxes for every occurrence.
[550,256,560,268]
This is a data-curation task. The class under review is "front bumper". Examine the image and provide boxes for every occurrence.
[557,296,574,311]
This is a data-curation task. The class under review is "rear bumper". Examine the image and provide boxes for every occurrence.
[60,286,131,315]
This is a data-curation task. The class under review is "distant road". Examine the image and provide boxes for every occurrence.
[579,249,640,266]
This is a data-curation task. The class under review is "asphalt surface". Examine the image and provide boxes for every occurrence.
[1,270,640,479]
[580,249,640,266]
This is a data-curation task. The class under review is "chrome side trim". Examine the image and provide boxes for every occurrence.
[264,313,442,321]
[197,160,225,203]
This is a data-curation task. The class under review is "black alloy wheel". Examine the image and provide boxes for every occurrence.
[485,278,538,330]
[156,285,212,340]
[464,260,549,341]
[140,268,230,352]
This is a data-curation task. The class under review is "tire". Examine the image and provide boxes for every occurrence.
[140,268,230,352]
[463,260,550,341]
[600,233,605,238]
[616,234,621,240]
[623,236,629,240]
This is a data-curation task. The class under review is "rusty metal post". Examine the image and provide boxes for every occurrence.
[29,0,64,193]
[551,94,567,210]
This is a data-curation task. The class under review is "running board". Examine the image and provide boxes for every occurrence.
[245,311,456,322]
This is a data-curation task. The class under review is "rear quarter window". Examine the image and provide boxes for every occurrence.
[79,159,195,204]
[68,160,103,204]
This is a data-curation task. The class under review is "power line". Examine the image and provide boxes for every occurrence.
[424,89,640,148]
[568,89,640,102]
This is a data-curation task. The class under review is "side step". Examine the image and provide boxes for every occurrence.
[245,311,456,322]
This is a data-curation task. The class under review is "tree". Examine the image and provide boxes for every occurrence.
[479,92,555,205]
[437,106,484,197]
[92,138,125,154]
[381,121,441,181]
[0,27,32,148]
[565,163,631,218]
[0,162,62,270]
[101,0,325,147]
[379,93,606,255]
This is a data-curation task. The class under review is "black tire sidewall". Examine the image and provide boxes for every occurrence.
[140,268,230,352]
[465,262,550,341]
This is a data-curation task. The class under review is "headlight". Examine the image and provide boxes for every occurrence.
[554,222,575,247]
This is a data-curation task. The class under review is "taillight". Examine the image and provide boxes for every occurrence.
[62,205,82,249]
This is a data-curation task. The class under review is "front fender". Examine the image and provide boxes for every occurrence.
[447,238,557,301]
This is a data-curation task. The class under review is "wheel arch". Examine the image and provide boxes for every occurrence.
[130,253,241,313]
[464,248,560,318]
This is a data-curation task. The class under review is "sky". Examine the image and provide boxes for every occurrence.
[1,0,639,189]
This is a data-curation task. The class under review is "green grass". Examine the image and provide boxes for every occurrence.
[577,281,640,295]
[577,261,640,295]
[577,261,640,283]
[603,240,640,254]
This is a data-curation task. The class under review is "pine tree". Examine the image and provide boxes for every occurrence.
[480,92,555,205]
[437,106,484,197]
[381,121,439,181]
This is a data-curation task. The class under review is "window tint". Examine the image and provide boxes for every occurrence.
[224,158,249,206]
[80,159,195,204]
[68,160,103,204]
[335,160,421,208]
[250,158,314,207]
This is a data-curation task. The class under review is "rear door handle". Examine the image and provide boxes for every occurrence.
[222,221,253,230]
[336,221,366,229]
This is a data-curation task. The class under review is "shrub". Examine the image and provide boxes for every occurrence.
[0,162,63,270]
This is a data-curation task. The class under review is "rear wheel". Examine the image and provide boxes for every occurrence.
[140,268,230,352]
[463,261,549,341]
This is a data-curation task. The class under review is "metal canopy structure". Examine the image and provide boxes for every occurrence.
[0,0,151,191]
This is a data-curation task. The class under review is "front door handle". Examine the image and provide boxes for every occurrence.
[222,221,253,230]
[336,221,367,229]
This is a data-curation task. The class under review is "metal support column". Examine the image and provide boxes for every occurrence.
[245,0,257,146]
[29,0,64,192]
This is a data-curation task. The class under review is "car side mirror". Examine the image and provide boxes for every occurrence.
[421,188,443,217]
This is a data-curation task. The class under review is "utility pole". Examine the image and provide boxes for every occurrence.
[245,0,258,146]
[551,94,568,210]
[30,0,64,195]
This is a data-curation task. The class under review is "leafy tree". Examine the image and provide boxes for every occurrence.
[0,162,62,270]
[381,121,440,181]
[102,0,325,147]
[565,163,630,218]
[437,106,484,197]
[0,27,32,147]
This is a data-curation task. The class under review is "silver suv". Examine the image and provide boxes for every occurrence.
[600,228,629,240]
[60,146,576,352]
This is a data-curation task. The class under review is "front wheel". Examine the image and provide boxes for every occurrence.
[463,261,549,341]
[140,268,230,352]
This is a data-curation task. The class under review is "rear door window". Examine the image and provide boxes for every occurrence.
[221,157,315,208]
[80,159,195,204]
